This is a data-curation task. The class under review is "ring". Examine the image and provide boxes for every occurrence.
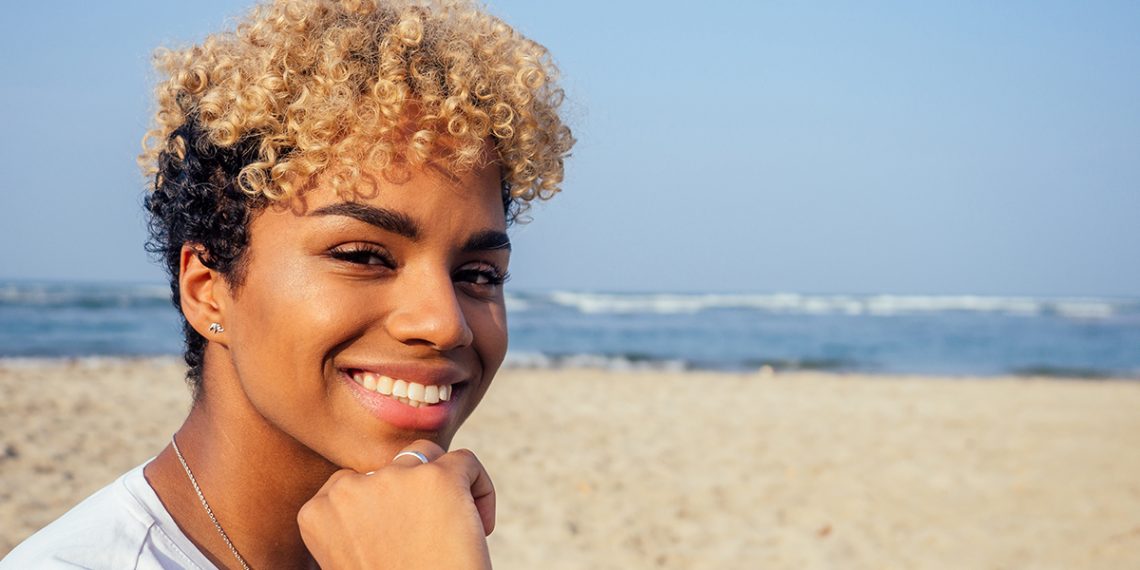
[393,450,429,465]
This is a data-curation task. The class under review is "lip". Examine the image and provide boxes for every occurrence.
[340,362,467,387]
[339,367,468,432]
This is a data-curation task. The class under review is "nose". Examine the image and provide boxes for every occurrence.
[385,270,474,352]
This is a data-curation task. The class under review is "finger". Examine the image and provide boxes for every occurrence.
[436,449,496,536]
[471,465,496,536]
[311,468,360,496]
[389,439,446,468]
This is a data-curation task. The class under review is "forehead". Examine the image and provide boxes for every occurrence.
[264,156,507,232]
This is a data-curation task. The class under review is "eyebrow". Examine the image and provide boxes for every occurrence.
[310,202,419,240]
[310,202,510,252]
[463,229,512,253]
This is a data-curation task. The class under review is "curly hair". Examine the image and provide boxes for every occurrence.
[141,0,574,391]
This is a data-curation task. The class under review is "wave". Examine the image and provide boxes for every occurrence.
[1008,365,1129,380]
[503,351,690,372]
[502,351,868,373]
[5,283,1130,320]
[0,283,171,309]
[527,291,1136,320]
[502,351,1140,378]
[503,292,530,312]
[738,357,863,372]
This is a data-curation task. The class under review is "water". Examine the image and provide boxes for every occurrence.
[2,281,1139,378]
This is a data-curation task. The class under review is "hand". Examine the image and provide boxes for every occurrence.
[298,440,496,569]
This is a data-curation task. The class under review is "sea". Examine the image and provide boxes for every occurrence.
[2,281,1139,379]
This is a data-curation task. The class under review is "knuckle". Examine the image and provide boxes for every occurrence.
[447,448,482,468]
[412,438,444,454]
[418,463,452,487]
[451,448,477,460]
[296,501,318,529]
[326,477,356,501]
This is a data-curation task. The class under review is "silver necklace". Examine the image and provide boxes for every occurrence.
[171,434,252,570]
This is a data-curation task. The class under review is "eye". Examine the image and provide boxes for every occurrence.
[328,244,395,268]
[454,263,510,292]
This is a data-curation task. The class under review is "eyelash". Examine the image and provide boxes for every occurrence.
[329,244,395,268]
[328,244,509,287]
[455,266,511,287]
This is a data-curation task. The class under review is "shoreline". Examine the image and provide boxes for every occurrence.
[3,357,1139,568]
[1,355,1136,382]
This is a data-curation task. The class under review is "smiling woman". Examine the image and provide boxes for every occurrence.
[0,0,573,568]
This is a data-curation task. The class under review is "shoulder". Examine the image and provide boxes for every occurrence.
[1,462,214,570]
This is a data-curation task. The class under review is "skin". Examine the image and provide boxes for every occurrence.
[144,149,508,569]
[300,438,495,568]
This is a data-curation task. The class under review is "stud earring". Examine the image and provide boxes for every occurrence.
[208,322,225,334]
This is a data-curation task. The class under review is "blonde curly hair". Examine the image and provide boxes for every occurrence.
[141,0,573,389]
[141,0,574,204]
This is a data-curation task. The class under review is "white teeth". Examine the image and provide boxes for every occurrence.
[407,382,425,402]
[352,371,456,407]
[377,375,394,395]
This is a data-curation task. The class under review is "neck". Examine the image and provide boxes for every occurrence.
[146,365,337,569]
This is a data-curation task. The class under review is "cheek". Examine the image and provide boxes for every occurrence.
[467,299,509,370]
[229,267,373,376]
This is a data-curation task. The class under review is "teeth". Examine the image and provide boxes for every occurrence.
[393,396,420,407]
[351,371,455,407]
[407,382,425,402]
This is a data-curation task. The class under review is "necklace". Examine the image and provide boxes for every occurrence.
[171,434,252,570]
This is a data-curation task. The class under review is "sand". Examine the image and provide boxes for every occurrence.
[2,358,1139,569]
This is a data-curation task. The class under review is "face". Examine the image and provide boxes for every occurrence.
[215,154,509,471]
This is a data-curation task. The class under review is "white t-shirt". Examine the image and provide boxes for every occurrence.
[1,461,218,569]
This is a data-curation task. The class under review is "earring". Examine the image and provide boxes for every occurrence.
[208,322,225,334]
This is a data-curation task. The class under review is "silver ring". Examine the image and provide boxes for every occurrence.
[393,450,429,465]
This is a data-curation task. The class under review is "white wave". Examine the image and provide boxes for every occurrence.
[1051,300,1117,320]
[863,295,1041,316]
[502,351,687,372]
[501,351,553,369]
[0,283,170,306]
[0,355,183,369]
[548,291,706,314]
[541,291,1125,319]
[503,292,529,312]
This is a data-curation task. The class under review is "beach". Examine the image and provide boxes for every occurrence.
[2,358,1138,569]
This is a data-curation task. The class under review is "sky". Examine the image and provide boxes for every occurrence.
[1,1,1137,297]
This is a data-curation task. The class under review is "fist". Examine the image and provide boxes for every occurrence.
[298,440,495,569]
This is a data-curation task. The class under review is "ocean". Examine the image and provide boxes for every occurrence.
[2,281,1138,378]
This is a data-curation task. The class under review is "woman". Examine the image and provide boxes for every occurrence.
[2,0,573,567]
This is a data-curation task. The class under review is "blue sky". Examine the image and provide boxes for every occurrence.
[1,1,1137,296]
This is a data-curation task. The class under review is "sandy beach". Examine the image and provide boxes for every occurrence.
[2,358,1138,569]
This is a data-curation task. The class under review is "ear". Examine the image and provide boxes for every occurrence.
[179,244,232,348]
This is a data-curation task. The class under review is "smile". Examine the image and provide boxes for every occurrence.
[348,371,454,408]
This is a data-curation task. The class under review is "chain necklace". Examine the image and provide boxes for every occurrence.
[171,434,252,570]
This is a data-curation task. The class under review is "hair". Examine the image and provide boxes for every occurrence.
[141,0,574,391]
